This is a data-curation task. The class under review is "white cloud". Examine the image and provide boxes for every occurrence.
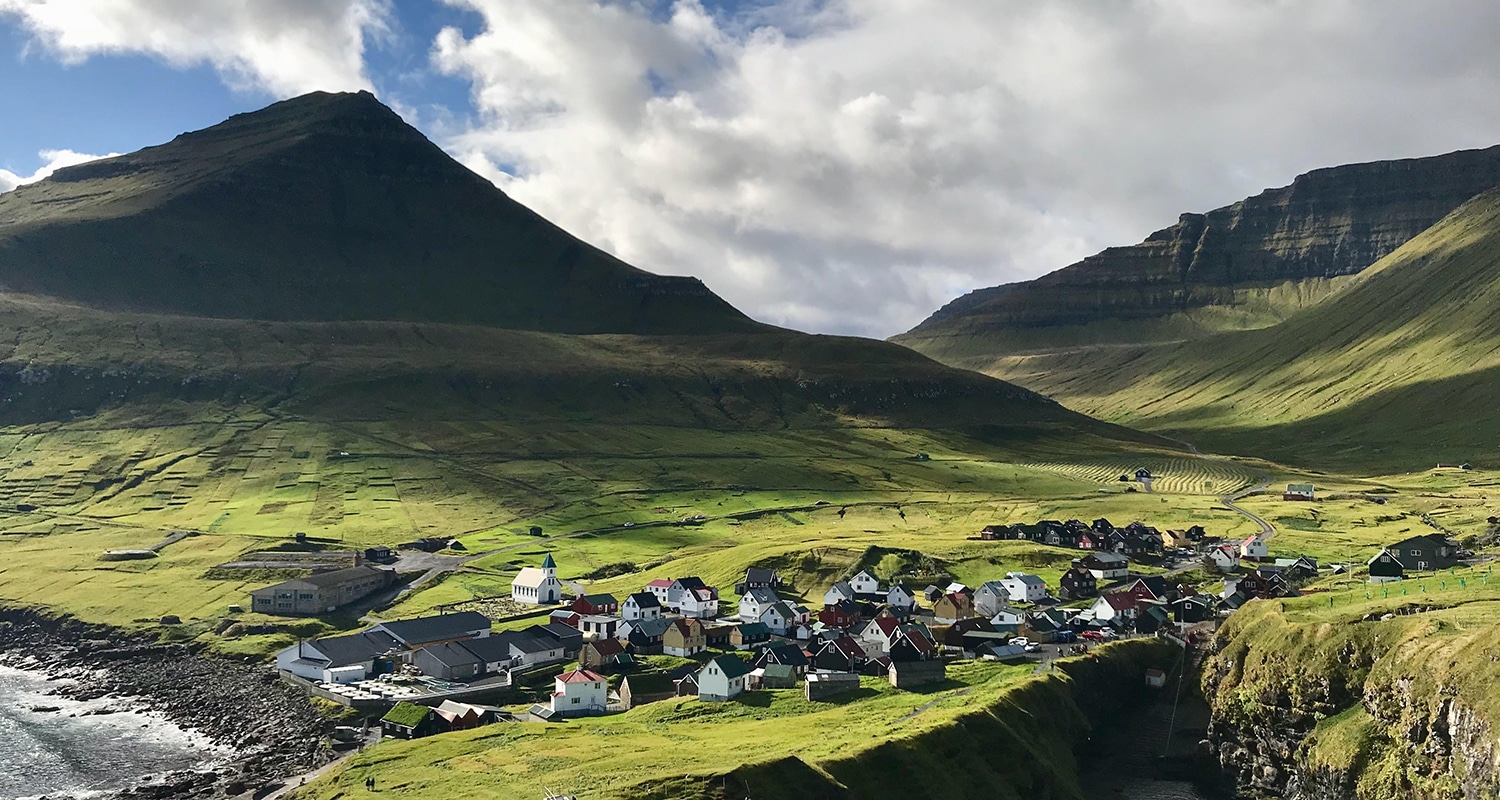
[432,0,1500,337]
[0,0,389,96]
[0,149,116,193]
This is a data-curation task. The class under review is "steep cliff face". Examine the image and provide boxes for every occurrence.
[899,144,1500,357]
[1204,599,1500,800]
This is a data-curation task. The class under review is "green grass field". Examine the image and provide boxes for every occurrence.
[916,187,1500,473]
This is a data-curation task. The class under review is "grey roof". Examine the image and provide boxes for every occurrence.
[1084,552,1129,565]
[742,587,779,605]
[374,612,491,647]
[629,617,673,637]
[295,565,393,589]
[827,581,855,597]
[306,629,402,668]
[422,641,485,669]
[456,636,515,663]
[509,635,559,655]
[745,568,778,582]
[977,580,1008,595]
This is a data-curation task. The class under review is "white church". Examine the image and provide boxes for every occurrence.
[511,552,564,605]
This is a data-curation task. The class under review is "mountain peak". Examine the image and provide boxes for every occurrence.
[0,92,759,335]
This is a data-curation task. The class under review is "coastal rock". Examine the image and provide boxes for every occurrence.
[0,606,334,800]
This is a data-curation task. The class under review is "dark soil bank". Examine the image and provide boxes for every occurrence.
[0,607,332,799]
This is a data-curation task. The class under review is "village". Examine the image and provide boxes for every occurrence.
[254,492,1474,743]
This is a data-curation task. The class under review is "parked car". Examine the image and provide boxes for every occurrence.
[1010,637,1031,647]
[1079,630,1106,641]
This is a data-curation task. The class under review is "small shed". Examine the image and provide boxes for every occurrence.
[754,664,798,689]
[1145,668,1167,688]
[619,672,677,709]
[805,671,861,701]
[888,659,947,690]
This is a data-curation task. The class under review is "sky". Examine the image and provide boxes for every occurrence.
[3,1,1500,339]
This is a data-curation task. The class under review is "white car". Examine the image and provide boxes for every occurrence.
[1010,637,1030,647]
[1023,642,1041,653]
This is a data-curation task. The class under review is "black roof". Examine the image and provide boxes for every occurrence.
[626,592,662,609]
[306,629,403,667]
[457,636,515,663]
[421,641,485,669]
[374,611,491,647]
[539,623,584,643]
[745,568,778,582]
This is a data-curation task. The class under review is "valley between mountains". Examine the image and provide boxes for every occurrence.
[3,91,1500,800]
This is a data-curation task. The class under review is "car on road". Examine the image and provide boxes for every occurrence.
[1023,642,1041,653]
[1079,630,1106,641]
[1010,637,1031,648]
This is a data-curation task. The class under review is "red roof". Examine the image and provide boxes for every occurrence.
[873,616,900,635]
[1101,592,1140,611]
[647,579,673,588]
[556,669,606,684]
[586,638,625,656]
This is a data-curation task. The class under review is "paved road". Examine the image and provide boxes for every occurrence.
[1222,480,1276,539]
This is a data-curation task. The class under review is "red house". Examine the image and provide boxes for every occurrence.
[571,593,619,615]
[818,599,862,629]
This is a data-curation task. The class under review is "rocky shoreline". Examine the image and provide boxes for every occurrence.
[0,607,334,799]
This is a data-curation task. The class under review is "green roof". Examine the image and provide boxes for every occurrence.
[761,664,796,679]
[541,552,556,569]
[382,701,431,728]
[624,672,675,694]
[707,654,752,680]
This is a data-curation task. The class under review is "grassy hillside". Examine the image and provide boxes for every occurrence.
[0,91,755,335]
[898,145,1500,359]
[939,187,1500,472]
[1208,569,1500,799]
[293,640,1175,800]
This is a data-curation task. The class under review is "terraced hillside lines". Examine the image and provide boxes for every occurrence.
[1022,456,1258,496]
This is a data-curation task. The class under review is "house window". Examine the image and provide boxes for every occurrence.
[1410,549,1420,557]
[571,697,580,705]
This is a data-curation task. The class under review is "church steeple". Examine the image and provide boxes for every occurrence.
[541,552,556,577]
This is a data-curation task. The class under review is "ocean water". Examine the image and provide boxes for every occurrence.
[0,666,225,800]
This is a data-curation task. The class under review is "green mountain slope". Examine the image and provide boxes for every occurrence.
[0,91,755,335]
[897,145,1500,360]
[976,186,1500,470]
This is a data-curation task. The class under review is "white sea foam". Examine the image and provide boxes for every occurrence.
[0,665,228,799]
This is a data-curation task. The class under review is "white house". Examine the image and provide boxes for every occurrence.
[1001,572,1048,604]
[645,579,675,604]
[667,578,720,619]
[274,629,401,683]
[822,581,856,607]
[739,588,780,622]
[697,655,752,702]
[974,581,1013,617]
[1239,535,1270,562]
[1208,546,1240,574]
[849,570,882,597]
[759,602,800,636]
[990,609,1022,628]
[622,592,662,622]
[854,616,900,655]
[886,585,917,612]
[1090,592,1140,623]
[511,553,563,605]
[550,669,608,717]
